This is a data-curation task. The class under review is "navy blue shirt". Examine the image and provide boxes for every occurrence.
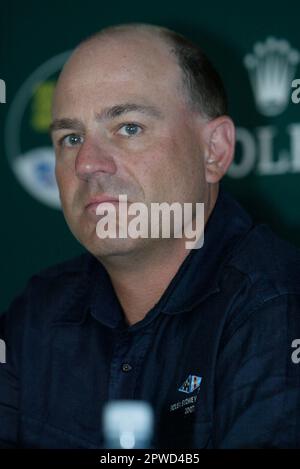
[1,189,300,448]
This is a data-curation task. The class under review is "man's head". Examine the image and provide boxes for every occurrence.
[51,23,235,260]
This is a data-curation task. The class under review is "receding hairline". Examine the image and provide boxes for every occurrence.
[75,23,185,77]
[55,24,186,104]
[67,23,228,120]
[79,23,179,48]
[74,24,202,112]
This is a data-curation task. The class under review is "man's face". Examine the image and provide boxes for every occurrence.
[51,31,209,259]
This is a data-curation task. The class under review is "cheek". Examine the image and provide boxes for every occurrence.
[145,136,204,201]
[55,162,76,205]
[133,150,180,203]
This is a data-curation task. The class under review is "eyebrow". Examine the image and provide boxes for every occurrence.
[49,118,85,134]
[50,102,163,133]
[96,103,163,121]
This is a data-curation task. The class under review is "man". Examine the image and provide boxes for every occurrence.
[1,23,300,449]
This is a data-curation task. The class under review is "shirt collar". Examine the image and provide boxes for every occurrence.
[159,187,254,314]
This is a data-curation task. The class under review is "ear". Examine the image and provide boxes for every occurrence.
[201,116,235,183]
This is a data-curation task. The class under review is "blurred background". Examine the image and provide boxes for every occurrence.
[1,0,299,312]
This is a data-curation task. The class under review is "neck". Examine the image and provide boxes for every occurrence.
[100,239,191,325]
[97,186,218,326]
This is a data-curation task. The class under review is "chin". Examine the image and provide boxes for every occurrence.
[86,236,146,260]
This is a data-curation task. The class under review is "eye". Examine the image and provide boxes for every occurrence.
[59,133,84,147]
[118,123,143,137]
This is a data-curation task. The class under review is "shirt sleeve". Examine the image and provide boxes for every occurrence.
[213,293,300,448]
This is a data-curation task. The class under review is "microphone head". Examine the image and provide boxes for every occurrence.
[102,400,154,449]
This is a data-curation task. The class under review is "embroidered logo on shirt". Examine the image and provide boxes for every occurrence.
[178,375,202,394]
[169,375,202,414]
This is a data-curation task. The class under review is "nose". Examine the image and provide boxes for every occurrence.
[75,139,117,181]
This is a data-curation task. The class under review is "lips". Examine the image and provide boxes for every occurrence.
[85,196,119,209]
[84,195,122,216]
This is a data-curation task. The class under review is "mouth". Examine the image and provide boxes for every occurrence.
[85,195,123,214]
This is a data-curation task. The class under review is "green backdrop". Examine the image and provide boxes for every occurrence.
[1,0,300,312]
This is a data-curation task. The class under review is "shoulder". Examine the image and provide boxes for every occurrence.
[225,223,300,298]
[34,251,93,279]
[20,251,94,305]
[219,224,300,347]
[1,252,96,332]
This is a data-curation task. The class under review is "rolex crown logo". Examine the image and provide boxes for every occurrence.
[244,37,300,117]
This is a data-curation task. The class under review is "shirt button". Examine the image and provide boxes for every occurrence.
[122,363,132,372]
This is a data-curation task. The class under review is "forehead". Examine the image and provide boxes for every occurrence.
[52,32,185,116]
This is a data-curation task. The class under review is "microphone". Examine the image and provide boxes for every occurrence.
[102,400,154,449]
